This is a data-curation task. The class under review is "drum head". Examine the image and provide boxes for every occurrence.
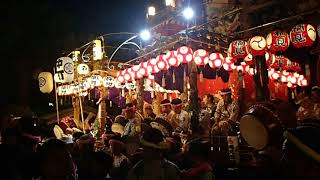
[240,115,268,150]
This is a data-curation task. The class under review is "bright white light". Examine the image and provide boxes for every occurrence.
[140,30,151,41]
[183,7,194,20]
[148,6,156,16]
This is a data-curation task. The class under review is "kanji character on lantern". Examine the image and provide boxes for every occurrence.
[176,46,193,63]
[228,40,248,59]
[290,24,316,48]
[248,36,267,56]
[266,31,290,52]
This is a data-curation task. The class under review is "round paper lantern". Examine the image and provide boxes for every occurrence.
[166,51,180,67]
[147,58,160,74]
[280,71,290,83]
[72,84,80,94]
[91,75,103,87]
[117,71,125,83]
[298,77,308,87]
[177,46,193,63]
[288,73,298,84]
[138,65,148,77]
[79,80,90,92]
[208,53,224,69]
[123,68,133,82]
[266,31,290,52]
[132,64,141,73]
[38,72,53,93]
[228,40,248,59]
[223,57,235,71]
[55,57,74,83]
[103,76,115,87]
[290,24,316,48]
[287,82,296,88]
[125,82,136,90]
[270,55,287,70]
[193,49,209,66]
[268,68,275,78]
[271,71,280,80]
[156,54,169,71]
[247,67,257,76]
[248,36,267,56]
[77,64,90,75]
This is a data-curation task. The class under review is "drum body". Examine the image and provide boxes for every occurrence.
[240,101,296,150]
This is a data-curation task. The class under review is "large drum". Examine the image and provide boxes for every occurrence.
[240,100,297,150]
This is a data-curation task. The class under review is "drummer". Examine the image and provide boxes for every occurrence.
[158,99,172,120]
[167,98,191,133]
[214,88,239,124]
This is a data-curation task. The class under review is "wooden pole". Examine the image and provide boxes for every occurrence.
[53,67,60,124]
[189,61,200,131]
[136,79,144,115]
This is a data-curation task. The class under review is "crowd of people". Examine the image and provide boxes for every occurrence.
[1,87,320,180]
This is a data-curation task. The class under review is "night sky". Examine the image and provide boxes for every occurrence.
[2,0,148,110]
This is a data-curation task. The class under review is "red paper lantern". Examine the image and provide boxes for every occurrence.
[283,59,301,72]
[117,71,125,83]
[208,53,224,69]
[123,68,133,81]
[138,63,148,77]
[290,24,316,48]
[177,46,193,63]
[298,76,308,87]
[223,57,234,72]
[147,58,160,74]
[287,82,296,88]
[193,49,209,66]
[156,54,169,71]
[228,40,248,59]
[280,70,290,83]
[166,51,180,67]
[236,62,247,72]
[266,31,290,52]
[248,36,267,56]
[270,55,287,70]
[271,71,280,80]
[287,73,298,84]
[132,64,140,73]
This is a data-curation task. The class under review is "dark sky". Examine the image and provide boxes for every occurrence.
[2,0,148,108]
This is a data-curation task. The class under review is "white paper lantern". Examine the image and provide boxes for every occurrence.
[77,64,90,75]
[79,81,90,92]
[91,75,102,87]
[93,40,103,60]
[38,72,53,93]
[55,57,74,83]
[125,82,136,90]
[103,76,115,88]
[72,51,81,62]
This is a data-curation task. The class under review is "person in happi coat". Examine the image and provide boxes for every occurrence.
[167,98,191,134]
[158,99,172,121]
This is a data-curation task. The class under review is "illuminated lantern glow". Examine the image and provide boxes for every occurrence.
[165,0,176,7]
[222,57,234,72]
[248,67,257,76]
[287,82,296,88]
[271,71,280,80]
[138,65,148,77]
[248,36,267,56]
[93,39,103,60]
[166,51,180,67]
[231,63,237,70]
[280,71,290,83]
[72,51,81,62]
[298,78,308,87]
[72,84,80,94]
[265,52,275,67]
[132,64,141,73]
[228,40,248,59]
[266,31,290,52]
[38,72,54,93]
[77,64,90,75]
[177,46,193,63]
[270,55,287,70]
[244,53,254,66]
[55,57,74,83]
[290,24,316,48]
[79,81,90,92]
[79,91,88,97]
[268,68,275,78]
[208,53,224,69]
[156,54,169,71]
[123,68,133,81]
[148,58,160,74]
[287,73,298,84]
[103,76,115,87]
[91,75,103,87]
[193,49,209,66]
[125,82,136,90]
[148,6,156,16]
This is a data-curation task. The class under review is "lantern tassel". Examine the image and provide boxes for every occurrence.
[183,67,187,82]
[151,91,154,99]
[275,82,279,94]
[242,79,246,89]
[291,91,295,100]
[164,93,168,99]
[305,64,311,82]
[173,71,176,84]
[110,100,112,108]
[200,71,203,82]
[121,88,125,97]
[162,74,166,87]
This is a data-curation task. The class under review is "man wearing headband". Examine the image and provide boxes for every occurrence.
[158,99,172,120]
[167,98,191,133]
[214,88,239,124]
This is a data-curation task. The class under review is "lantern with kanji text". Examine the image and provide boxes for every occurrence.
[55,57,74,83]
[228,40,248,59]
[290,24,316,48]
[266,31,290,52]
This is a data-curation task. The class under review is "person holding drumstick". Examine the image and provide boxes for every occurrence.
[212,88,239,135]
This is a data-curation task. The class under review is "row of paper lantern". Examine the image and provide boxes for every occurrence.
[228,23,317,59]
[268,69,308,88]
